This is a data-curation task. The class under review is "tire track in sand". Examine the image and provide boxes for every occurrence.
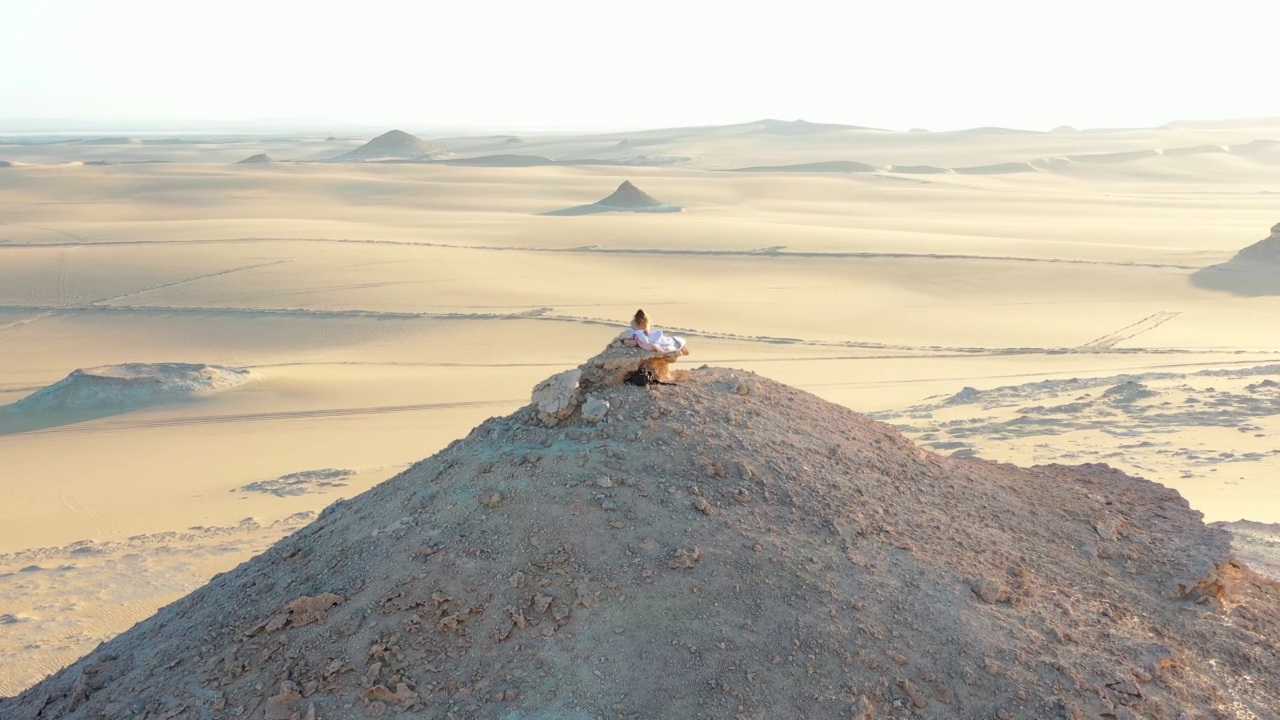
[1079,311,1181,350]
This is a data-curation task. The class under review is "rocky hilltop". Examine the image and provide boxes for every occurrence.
[3,336,1278,719]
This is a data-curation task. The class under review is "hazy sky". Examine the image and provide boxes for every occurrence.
[2,0,1277,131]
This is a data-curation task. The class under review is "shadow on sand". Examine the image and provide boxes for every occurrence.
[1191,262,1280,296]
[0,405,137,436]
[1191,225,1280,296]
[540,204,682,217]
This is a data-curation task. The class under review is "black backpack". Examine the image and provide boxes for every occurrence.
[626,366,673,387]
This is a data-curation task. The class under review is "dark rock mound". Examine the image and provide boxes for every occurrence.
[328,129,442,162]
[595,180,668,209]
[4,344,1278,719]
[236,153,273,164]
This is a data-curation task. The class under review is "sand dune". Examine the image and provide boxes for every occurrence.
[707,136,1280,176]
[887,164,950,174]
[1161,144,1230,156]
[726,160,877,173]
[953,161,1039,174]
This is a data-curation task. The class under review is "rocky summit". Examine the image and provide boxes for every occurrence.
[3,335,1278,719]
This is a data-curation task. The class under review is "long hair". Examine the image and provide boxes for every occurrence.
[632,309,650,330]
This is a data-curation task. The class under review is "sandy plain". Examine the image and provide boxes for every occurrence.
[2,119,1279,695]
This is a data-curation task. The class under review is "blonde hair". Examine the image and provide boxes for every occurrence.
[631,309,650,330]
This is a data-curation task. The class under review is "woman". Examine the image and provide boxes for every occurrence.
[629,309,686,353]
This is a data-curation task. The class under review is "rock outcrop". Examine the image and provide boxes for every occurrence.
[4,344,1278,719]
[531,332,687,426]
[236,153,273,164]
[8,363,252,413]
[542,181,682,215]
[594,180,670,210]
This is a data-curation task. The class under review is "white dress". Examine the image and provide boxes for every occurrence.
[630,327,686,353]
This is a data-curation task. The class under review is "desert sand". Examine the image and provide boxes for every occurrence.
[2,119,1280,703]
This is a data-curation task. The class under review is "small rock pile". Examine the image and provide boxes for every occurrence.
[531,331,688,427]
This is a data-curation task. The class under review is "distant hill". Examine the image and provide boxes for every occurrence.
[235,153,273,164]
[542,180,682,216]
[327,129,442,162]
[595,180,671,209]
[727,160,877,174]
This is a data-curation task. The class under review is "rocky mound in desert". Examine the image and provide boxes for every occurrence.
[594,180,674,210]
[3,338,1278,719]
[237,153,274,164]
[327,130,442,162]
[544,180,681,216]
[7,363,253,413]
[1192,222,1280,295]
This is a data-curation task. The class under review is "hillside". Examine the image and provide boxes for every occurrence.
[3,338,1277,719]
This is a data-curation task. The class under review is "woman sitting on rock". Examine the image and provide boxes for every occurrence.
[629,309,686,353]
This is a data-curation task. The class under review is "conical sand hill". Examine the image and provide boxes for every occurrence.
[328,130,441,162]
[595,180,670,209]
[4,336,1278,719]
